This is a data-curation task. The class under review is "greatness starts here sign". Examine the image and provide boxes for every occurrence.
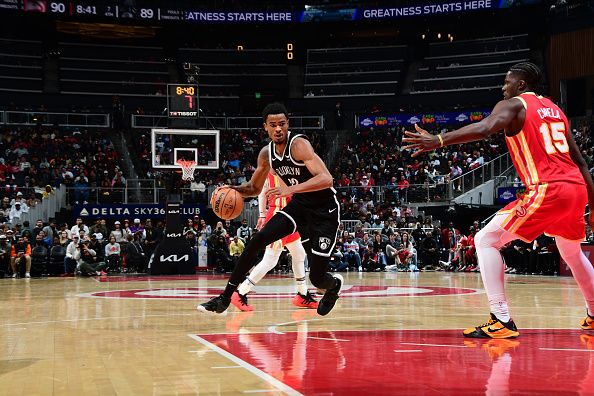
[361,1,496,19]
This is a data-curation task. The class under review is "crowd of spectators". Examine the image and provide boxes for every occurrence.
[332,125,508,207]
[0,126,124,222]
[0,209,564,278]
[326,216,480,273]
[327,216,561,275]
[0,216,164,277]
[0,213,261,277]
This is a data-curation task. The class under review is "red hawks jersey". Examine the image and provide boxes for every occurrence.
[266,173,291,212]
[506,92,584,187]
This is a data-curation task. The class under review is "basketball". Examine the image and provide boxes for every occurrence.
[211,187,244,220]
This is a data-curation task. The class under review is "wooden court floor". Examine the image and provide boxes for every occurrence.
[0,272,592,395]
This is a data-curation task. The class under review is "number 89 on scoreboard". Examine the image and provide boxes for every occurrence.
[167,84,199,118]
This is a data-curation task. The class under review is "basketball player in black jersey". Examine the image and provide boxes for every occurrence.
[198,102,343,316]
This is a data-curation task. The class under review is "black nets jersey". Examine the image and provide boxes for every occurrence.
[268,131,336,207]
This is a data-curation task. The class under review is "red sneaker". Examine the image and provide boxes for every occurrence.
[292,292,319,309]
[230,291,253,312]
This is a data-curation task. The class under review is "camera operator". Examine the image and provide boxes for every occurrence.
[208,228,233,273]
[78,239,107,276]
[10,235,31,278]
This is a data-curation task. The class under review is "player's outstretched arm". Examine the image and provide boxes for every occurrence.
[267,137,332,198]
[567,131,594,228]
[229,146,270,198]
[402,98,523,157]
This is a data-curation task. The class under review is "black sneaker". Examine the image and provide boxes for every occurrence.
[197,294,231,314]
[317,274,343,316]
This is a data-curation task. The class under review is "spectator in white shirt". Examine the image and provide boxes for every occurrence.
[8,202,26,224]
[70,217,89,238]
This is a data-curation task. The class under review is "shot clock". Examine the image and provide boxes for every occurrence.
[167,84,199,118]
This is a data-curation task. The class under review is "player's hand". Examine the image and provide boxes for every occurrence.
[266,184,293,199]
[401,124,441,157]
[256,216,266,231]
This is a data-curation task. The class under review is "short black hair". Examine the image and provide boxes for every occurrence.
[509,62,542,90]
[262,102,289,123]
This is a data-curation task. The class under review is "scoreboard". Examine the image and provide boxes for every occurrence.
[0,0,293,22]
[1,0,187,21]
[167,84,198,118]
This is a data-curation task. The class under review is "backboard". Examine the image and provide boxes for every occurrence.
[151,129,220,170]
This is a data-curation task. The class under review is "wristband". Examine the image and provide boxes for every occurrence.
[437,134,444,147]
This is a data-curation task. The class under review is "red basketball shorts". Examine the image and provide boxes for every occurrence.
[499,182,587,242]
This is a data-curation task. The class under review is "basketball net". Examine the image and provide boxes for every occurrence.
[176,159,197,181]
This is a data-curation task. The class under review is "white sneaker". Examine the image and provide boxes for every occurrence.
[25,273,31,278]
[11,273,17,278]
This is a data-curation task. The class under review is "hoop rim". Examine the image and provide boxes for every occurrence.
[176,159,197,166]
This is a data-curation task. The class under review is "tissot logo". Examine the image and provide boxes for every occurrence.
[159,254,189,262]
[166,233,182,238]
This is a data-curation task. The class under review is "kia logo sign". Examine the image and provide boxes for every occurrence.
[166,233,182,238]
[159,254,189,262]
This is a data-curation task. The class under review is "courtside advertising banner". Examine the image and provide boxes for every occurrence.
[357,110,491,128]
[74,204,205,219]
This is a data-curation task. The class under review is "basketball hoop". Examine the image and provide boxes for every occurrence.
[176,159,197,181]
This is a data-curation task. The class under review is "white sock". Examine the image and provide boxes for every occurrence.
[488,293,511,323]
[295,277,308,295]
[475,215,516,322]
[238,248,282,296]
[237,278,254,296]
[556,236,594,317]
[286,240,308,295]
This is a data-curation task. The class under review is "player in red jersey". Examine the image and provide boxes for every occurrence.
[230,172,318,311]
[403,62,594,338]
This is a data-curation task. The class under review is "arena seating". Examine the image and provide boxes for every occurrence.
[178,46,287,99]
[412,34,531,93]
[0,38,43,93]
[0,126,122,206]
[332,126,508,204]
[59,42,169,97]
[304,45,406,97]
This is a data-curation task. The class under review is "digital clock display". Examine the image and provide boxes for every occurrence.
[167,84,198,118]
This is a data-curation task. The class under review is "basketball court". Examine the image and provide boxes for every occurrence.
[0,272,592,394]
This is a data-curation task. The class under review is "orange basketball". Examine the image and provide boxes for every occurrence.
[211,187,244,220]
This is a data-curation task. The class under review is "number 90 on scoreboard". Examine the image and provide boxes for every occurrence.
[167,84,199,118]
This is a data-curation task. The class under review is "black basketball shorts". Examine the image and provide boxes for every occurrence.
[280,196,340,257]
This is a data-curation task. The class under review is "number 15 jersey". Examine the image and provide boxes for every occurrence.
[507,92,584,187]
